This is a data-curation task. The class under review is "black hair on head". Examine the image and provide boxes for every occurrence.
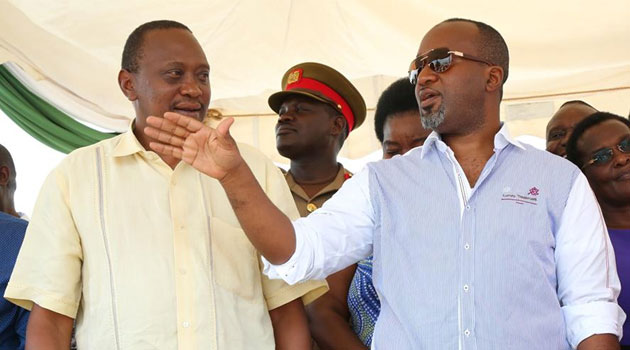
[121,20,192,73]
[566,111,630,168]
[441,18,509,84]
[374,78,419,143]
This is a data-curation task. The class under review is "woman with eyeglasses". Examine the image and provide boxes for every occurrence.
[566,111,630,348]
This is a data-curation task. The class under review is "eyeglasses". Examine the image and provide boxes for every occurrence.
[408,47,495,85]
[581,138,630,170]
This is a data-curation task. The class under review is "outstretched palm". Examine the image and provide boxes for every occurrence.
[145,112,243,180]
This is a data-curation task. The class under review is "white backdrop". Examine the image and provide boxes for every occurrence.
[0,0,627,213]
[1,0,628,164]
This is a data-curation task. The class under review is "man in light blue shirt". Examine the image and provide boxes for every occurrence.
[143,18,625,349]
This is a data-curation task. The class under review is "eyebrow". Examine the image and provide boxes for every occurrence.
[163,61,210,70]
[383,141,401,147]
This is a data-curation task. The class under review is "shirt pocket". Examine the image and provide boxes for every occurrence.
[210,217,261,300]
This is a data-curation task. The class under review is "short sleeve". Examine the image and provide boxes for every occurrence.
[4,164,83,318]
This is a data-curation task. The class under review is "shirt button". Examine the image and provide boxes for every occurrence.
[464,243,470,250]
[182,321,190,328]
[464,329,471,336]
[465,205,471,210]
[306,203,317,212]
[463,284,469,292]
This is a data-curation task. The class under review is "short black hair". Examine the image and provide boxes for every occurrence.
[0,144,16,190]
[442,18,509,84]
[566,111,630,168]
[374,78,418,143]
[559,100,597,110]
[121,20,192,73]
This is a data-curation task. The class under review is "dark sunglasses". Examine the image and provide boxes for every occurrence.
[582,137,630,170]
[408,47,495,85]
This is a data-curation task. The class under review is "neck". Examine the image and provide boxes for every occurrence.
[600,202,630,230]
[440,118,501,187]
[133,118,181,169]
[289,155,340,185]
[0,197,18,218]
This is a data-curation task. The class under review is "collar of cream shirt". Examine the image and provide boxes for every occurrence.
[111,120,145,157]
[420,122,526,159]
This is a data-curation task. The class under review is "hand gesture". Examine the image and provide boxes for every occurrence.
[144,112,244,181]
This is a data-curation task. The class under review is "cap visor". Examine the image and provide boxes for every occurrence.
[267,90,334,114]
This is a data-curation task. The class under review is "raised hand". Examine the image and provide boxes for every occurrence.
[144,112,245,181]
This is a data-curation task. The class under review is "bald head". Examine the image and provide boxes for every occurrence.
[546,101,598,157]
[0,144,16,191]
[440,18,509,84]
[0,144,18,217]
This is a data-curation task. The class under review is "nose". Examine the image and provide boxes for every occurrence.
[416,64,438,88]
[277,107,295,123]
[180,75,203,97]
[613,148,630,167]
[559,134,571,149]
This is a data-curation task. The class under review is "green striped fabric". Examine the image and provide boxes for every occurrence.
[0,63,118,153]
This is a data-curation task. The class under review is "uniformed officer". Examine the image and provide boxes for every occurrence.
[267,62,367,348]
[268,62,366,216]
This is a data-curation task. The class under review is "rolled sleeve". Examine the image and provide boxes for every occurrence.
[262,168,375,284]
[4,166,83,318]
[555,173,626,347]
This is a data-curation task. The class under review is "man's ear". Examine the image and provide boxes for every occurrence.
[118,69,138,101]
[486,66,504,93]
[0,166,9,187]
[331,115,346,137]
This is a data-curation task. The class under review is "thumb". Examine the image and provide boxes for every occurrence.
[216,117,235,146]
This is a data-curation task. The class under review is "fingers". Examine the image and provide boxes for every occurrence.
[146,115,191,139]
[163,112,205,132]
[144,126,186,148]
[148,142,183,159]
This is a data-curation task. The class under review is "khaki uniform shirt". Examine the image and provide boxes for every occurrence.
[5,127,327,350]
[283,166,351,217]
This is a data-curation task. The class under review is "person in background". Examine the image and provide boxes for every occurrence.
[0,144,29,350]
[266,62,366,349]
[566,111,630,349]
[0,144,26,219]
[4,20,326,350]
[546,100,597,158]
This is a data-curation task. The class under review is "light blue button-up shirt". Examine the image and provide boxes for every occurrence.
[264,125,625,349]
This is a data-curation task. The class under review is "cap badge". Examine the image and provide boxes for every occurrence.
[286,69,303,85]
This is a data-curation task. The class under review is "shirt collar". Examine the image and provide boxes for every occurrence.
[111,120,146,157]
[420,122,525,159]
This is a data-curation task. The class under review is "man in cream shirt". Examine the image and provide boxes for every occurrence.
[5,20,326,350]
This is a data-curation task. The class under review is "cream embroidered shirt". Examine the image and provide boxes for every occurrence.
[5,126,327,350]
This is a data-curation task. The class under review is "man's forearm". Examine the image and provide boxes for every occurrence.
[269,298,311,350]
[577,334,620,350]
[220,162,296,264]
[308,304,367,350]
[26,304,73,350]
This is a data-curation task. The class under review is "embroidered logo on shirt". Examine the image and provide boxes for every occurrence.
[501,187,540,205]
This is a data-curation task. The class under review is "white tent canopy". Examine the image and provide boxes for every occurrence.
[1,0,629,163]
